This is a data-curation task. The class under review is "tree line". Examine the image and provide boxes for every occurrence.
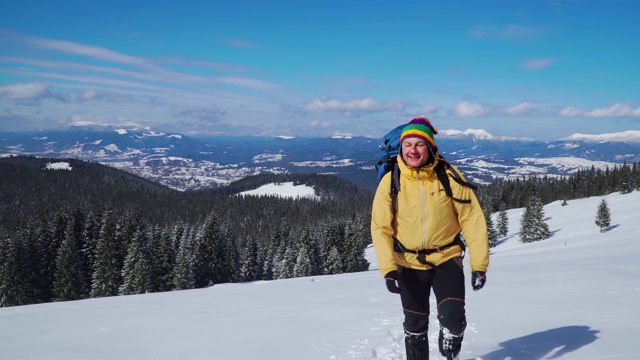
[0,204,370,307]
[477,161,640,212]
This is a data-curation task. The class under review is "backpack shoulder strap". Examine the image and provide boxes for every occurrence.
[390,161,400,216]
[435,160,477,204]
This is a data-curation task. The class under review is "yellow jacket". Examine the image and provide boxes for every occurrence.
[371,155,490,277]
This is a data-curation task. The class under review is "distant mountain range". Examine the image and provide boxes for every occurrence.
[1,122,639,192]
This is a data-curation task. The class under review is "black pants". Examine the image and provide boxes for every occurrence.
[398,258,466,336]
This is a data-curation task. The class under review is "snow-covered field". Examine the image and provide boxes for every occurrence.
[1,191,639,359]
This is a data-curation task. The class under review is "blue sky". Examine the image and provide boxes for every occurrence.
[1,0,639,140]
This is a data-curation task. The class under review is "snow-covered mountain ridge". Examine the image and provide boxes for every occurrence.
[1,123,638,191]
[561,130,640,143]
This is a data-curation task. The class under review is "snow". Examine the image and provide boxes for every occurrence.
[515,157,617,173]
[562,130,640,144]
[2,191,640,359]
[253,153,284,163]
[238,181,319,200]
[440,128,495,140]
[44,161,72,170]
[291,159,354,167]
[103,144,121,152]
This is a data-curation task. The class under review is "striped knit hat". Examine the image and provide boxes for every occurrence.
[400,117,438,150]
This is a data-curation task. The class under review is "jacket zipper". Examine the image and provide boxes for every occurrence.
[417,170,428,249]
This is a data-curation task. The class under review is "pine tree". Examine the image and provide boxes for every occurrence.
[293,243,312,278]
[91,208,120,298]
[34,217,54,302]
[82,210,101,296]
[21,223,43,304]
[274,241,296,279]
[67,207,89,297]
[483,207,499,248]
[595,198,611,233]
[53,225,84,302]
[324,246,343,275]
[194,212,224,287]
[342,218,369,272]
[496,203,509,238]
[153,228,176,292]
[173,227,195,290]
[0,232,26,307]
[119,228,151,295]
[239,235,260,282]
[519,196,551,243]
[44,208,68,301]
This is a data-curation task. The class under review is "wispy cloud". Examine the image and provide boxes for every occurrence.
[1,32,279,98]
[469,24,549,39]
[522,58,556,70]
[305,98,404,113]
[214,76,279,92]
[560,103,640,118]
[305,97,404,114]
[173,106,227,122]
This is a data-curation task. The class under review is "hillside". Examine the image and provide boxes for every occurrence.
[1,190,638,359]
[0,155,373,231]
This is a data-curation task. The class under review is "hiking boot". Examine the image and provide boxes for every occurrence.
[404,330,428,360]
[438,328,463,358]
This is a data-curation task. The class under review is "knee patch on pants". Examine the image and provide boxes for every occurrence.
[437,299,466,335]
[403,310,429,335]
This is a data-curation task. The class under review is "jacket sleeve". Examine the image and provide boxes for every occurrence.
[449,165,490,273]
[370,173,398,277]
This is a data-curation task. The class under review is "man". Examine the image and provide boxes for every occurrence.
[371,117,490,359]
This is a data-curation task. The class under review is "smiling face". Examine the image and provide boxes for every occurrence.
[401,137,430,168]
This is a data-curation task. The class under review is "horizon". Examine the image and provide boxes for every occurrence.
[1,1,640,140]
[3,119,640,144]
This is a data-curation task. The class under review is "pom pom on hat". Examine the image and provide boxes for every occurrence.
[400,117,438,150]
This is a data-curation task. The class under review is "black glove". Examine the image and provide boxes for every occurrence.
[471,271,486,291]
[384,270,402,294]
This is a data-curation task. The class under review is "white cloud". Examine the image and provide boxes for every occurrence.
[0,82,51,100]
[305,97,404,113]
[310,120,332,128]
[522,58,556,70]
[559,106,584,117]
[454,101,492,117]
[504,102,538,115]
[559,103,640,118]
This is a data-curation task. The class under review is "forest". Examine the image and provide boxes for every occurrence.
[1,156,639,307]
[0,156,371,307]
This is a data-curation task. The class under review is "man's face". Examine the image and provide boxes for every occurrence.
[402,138,430,168]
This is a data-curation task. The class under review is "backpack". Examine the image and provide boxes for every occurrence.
[374,125,478,264]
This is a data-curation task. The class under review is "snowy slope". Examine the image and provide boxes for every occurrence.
[1,191,640,359]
